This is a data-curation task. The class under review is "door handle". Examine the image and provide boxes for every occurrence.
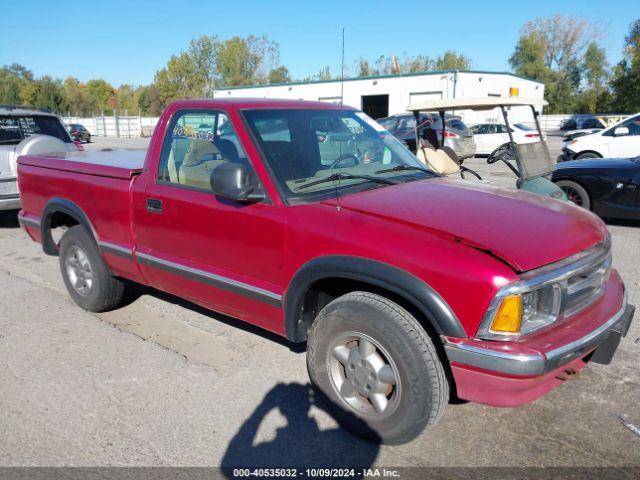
[146,198,163,213]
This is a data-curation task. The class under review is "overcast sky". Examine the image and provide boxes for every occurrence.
[1,0,635,86]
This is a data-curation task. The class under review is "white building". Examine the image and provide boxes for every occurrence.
[213,70,546,125]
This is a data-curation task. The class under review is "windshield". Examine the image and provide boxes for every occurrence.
[514,123,535,131]
[243,108,434,202]
[0,115,72,145]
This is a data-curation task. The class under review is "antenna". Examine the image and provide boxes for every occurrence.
[334,27,345,212]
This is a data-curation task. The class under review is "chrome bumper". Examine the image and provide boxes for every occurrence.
[444,290,634,377]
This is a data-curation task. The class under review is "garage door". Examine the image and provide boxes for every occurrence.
[409,92,442,104]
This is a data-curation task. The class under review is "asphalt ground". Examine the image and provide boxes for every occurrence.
[0,135,638,470]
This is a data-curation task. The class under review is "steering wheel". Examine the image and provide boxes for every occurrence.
[487,143,516,164]
[330,154,359,169]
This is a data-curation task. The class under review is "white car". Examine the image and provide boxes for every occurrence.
[0,106,78,211]
[469,123,543,156]
[560,113,640,161]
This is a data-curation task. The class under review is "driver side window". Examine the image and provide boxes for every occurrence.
[157,110,247,191]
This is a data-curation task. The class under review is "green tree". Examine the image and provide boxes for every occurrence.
[509,15,602,113]
[63,77,96,116]
[0,64,33,105]
[85,79,116,113]
[19,76,67,112]
[434,50,471,71]
[215,36,261,86]
[611,19,640,112]
[138,85,164,116]
[268,66,291,84]
[576,43,611,113]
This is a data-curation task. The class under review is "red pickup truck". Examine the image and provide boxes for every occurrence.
[17,99,634,444]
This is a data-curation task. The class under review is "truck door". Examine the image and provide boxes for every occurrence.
[132,109,285,333]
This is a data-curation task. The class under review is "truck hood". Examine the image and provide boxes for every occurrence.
[327,178,606,272]
[556,158,639,170]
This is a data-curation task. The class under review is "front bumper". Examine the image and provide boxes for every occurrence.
[444,279,634,407]
[558,147,575,162]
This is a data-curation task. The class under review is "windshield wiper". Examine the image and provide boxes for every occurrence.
[374,164,433,175]
[296,172,397,190]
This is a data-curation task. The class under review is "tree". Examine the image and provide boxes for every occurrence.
[611,19,640,112]
[509,15,603,113]
[434,51,471,71]
[63,77,96,116]
[138,85,164,116]
[0,64,33,105]
[85,79,116,113]
[268,66,291,84]
[19,76,68,112]
[215,35,261,86]
[576,43,611,113]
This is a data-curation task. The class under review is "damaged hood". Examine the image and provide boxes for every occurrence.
[329,177,606,272]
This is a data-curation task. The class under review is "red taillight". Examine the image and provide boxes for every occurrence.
[73,140,84,151]
[72,130,79,135]
[440,131,459,138]
[525,133,540,138]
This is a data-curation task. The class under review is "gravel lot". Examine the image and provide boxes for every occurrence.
[1,135,639,468]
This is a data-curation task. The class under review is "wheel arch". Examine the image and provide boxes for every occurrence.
[41,198,98,256]
[574,150,603,159]
[284,256,466,343]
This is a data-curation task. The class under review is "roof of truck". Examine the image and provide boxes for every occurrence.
[169,98,358,110]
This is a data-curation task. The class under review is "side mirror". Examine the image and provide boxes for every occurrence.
[614,126,629,137]
[211,163,265,203]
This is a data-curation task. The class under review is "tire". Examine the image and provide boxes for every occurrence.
[307,291,448,445]
[59,225,124,312]
[556,180,591,210]
[575,152,601,160]
[86,134,91,143]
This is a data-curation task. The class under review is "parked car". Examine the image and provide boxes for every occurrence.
[66,123,91,143]
[379,113,476,160]
[0,106,78,211]
[552,157,640,219]
[17,98,634,445]
[470,122,543,156]
[560,113,640,161]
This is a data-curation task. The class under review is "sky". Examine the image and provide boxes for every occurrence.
[0,0,636,87]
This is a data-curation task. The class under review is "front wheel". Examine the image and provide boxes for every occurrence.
[59,225,125,311]
[306,292,448,445]
[555,180,591,209]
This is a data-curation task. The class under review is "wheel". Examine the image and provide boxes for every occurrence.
[575,152,600,160]
[555,180,591,209]
[307,292,448,445]
[86,134,91,143]
[59,225,124,312]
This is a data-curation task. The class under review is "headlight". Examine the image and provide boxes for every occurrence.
[478,284,561,339]
[477,235,611,341]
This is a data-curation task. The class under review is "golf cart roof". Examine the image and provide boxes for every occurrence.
[407,97,548,112]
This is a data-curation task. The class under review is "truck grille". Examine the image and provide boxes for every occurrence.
[564,242,612,317]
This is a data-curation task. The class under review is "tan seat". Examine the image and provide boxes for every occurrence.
[416,146,461,176]
[179,140,226,190]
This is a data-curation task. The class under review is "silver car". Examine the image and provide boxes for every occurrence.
[381,113,476,160]
[0,107,77,211]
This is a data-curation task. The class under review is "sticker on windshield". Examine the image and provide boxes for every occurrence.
[355,112,387,132]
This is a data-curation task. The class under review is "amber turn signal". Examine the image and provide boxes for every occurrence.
[490,294,522,333]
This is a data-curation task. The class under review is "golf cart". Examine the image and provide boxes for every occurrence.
[406,97,567,200]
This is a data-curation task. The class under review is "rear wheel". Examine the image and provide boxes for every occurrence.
[306,292,448,445]
[556,180,591,209]
[59,225,124,312]
[575,152,601,160]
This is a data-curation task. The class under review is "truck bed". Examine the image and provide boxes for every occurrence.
[18,149,146,179]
